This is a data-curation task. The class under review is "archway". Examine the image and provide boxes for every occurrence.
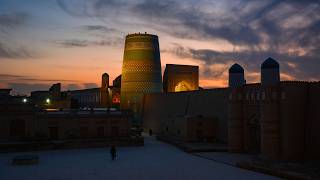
[174,81,192,92]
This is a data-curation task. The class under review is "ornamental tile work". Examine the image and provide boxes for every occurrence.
[120,33,162,124]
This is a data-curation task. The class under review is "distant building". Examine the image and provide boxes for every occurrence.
[0,98,131,142]
[163,64,199,92]
[143,57,320,161]
[70,74,121,109]
[31,83,70,109]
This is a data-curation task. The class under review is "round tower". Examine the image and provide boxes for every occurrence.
[260,58,281,159]
[120,33,162,124]
[229,63,245,88]
[100,73,109,108]
[228,88,244,152]
[261,57,280,86]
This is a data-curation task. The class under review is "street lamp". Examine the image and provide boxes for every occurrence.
[22,98,27,103]
[46,98,51,104]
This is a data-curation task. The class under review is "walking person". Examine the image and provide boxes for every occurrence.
[110,145,117,160]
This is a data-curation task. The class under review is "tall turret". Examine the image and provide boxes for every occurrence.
[260,57,281,159]
[120,33,162,124]
[100,73,109,107]
[261,57,280,86]
[229,63,245,88]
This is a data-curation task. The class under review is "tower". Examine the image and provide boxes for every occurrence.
[261,57,280,86]
[260,57,281,159]
[229,63,245,88]
[120,33,162,124]
[100,73,109,108]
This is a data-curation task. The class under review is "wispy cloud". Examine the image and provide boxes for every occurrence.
[0,73,81,83]
[53,37,123,48]
[0,42,34,59]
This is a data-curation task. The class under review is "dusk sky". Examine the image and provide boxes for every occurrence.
[0,0,319,94]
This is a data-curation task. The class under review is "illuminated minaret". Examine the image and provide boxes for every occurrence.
[120,33,162,124]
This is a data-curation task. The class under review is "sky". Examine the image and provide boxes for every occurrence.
[0,0,319,95]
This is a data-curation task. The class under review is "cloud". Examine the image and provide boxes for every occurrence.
[81,25,119,33]
[0,12,35,59]
[83,83,98,89]
[0,12,29,28]
[54,38,123,48]
[166,43,320,82]
[0,42,34,59]
[0,73,81,83]
[56,39,89,47]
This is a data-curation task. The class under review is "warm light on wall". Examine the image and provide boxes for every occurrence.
[174,81,192,92]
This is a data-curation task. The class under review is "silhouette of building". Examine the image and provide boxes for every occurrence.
[143,57,320,161]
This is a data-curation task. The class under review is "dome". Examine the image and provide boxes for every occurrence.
[261,57,279,69]
[229,63,244,73]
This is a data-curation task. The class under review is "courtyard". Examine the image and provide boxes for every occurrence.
[0,136,280,180]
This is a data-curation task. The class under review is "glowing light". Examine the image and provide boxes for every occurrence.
[22,98,27,103]
[46,98,51,104]
[175,81,191,92]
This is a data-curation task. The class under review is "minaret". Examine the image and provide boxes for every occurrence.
[101,73,109,108]
[260,57,281,159]
[228,63,245,152]
[120,33,162,124]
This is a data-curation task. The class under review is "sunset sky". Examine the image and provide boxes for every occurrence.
[0,0,319,94]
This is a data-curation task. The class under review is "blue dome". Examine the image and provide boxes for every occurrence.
[261,57,279,69]
[229,63,244,73]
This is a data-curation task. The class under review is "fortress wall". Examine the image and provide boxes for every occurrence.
[242,85,261,153]
[280,83,309,160]
[306,83,320,159]
[142,88,229,142]
[142,92,189,134]
[187,89,228,142]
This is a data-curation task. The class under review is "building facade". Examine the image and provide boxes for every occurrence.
[163,64,199,92]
